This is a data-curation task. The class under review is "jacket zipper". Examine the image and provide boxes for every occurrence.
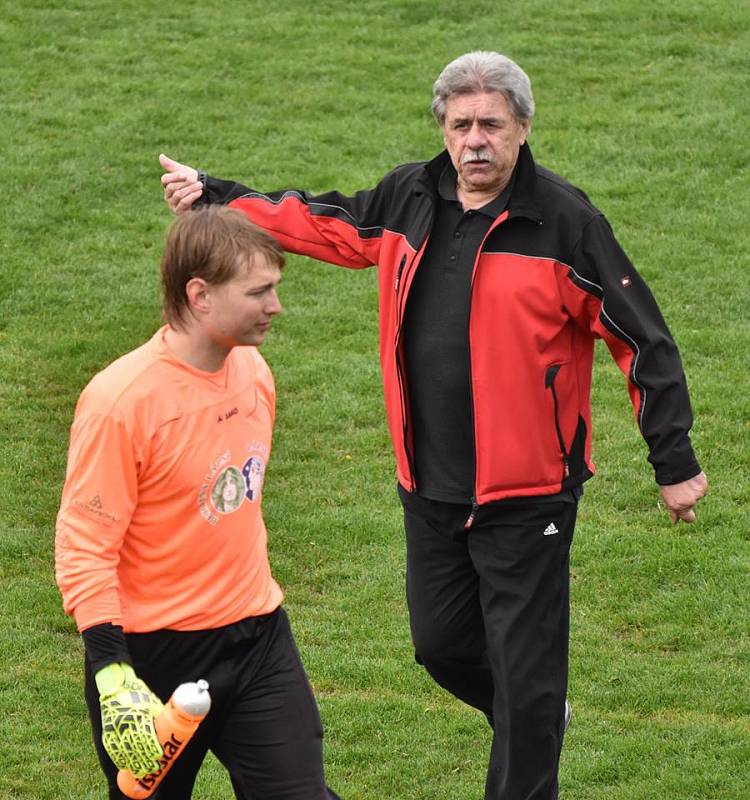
[463,498,479,529]
[394,253,416,488]
[394,188,436,492]
[544,364,570,479]
[464,211,511,529]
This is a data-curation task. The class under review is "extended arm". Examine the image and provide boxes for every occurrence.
[159,153,392,268]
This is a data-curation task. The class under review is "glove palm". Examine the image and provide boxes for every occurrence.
[96,663,164,779]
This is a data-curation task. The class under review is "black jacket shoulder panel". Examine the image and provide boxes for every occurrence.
[379,160,436,249]
[534,165,599,215]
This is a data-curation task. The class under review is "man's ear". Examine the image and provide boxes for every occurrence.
[519,120,530,146]
[185,277,211,317]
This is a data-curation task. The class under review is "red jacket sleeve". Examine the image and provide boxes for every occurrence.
[202,175,390,268]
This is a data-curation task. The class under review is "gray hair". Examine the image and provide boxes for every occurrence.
[432,51,535,127]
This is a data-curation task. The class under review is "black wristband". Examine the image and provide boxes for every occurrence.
[82,623,132,674]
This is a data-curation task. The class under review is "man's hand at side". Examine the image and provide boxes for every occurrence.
[96,662,164,778]
[160,153,202,214]
[659,471,708,524]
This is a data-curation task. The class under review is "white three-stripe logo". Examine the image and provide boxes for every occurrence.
[543,522,559,536]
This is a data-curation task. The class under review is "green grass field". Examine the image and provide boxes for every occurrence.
[1,1,749,797]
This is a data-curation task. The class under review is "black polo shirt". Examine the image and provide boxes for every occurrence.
[402,162,512,504]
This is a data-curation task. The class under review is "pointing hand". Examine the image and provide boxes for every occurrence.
[159,153,202,214]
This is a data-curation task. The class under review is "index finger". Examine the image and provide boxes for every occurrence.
[161,172,190,187]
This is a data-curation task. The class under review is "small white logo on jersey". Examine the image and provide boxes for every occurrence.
[543,522,559,536]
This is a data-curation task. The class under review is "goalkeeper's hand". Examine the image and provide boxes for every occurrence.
[95,662,164,778]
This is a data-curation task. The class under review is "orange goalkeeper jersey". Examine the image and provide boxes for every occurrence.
[55,326,284,634]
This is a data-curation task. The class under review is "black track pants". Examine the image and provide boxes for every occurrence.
[84,607,341,800]
[400,487,577,800]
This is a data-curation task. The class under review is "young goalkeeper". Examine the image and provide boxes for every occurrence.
[55,207,341,800]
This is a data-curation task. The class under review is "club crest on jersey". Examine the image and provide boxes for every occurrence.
[242,456,266,502]
[199,445,268,524]
[210,466,245,514]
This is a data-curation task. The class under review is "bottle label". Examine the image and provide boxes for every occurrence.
[135,734,184,789]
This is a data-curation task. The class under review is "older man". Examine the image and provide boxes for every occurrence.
[160,52,707,800]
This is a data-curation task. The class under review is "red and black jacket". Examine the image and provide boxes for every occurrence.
[202,143,701,505]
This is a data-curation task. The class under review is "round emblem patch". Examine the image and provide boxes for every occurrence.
[211,466,245,514]
[242,456,266,502]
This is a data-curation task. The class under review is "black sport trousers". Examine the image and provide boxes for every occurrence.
[399,486,577,800]
[84,607,340,800]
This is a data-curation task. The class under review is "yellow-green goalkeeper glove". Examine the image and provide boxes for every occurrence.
[95,662,164,778]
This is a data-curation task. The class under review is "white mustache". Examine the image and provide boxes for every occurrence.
[461,148,494,165]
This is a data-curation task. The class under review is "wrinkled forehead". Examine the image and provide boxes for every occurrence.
[443,90,516,120]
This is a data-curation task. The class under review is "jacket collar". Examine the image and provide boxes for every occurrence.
[416,143,543,224]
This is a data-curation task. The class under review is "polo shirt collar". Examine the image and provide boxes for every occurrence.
[420,143,543,223]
